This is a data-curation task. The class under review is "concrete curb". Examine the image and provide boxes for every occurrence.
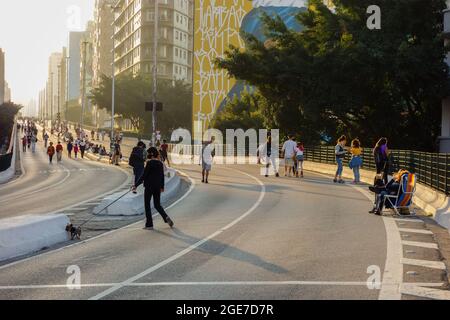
[0,214,70,262]
[93,168,181,216]
[303,161,450,231]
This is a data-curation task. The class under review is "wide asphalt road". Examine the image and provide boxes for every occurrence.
[0,163,396,300]
[0,129,130,219]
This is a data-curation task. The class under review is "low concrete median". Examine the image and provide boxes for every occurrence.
[93,168,181,216]
[0,214,70,262]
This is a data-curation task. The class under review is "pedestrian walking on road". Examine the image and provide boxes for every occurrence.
[133,147,174,230]
[282,135,297,177]
[74,143,79,159]
[160,140,170,167]
[47,142,56,164]
[373,137,390,185]
[334,135,347,184]
[67,140,73,158]
[31,135,38,153]
[129,141,146,193]
[56,141,64,163]
[112,141,121,165]
[79,139,86,159]
[258,133,279,178]
[22,135,27,152]
[349,139,363,184]
[202,137,215,184]
[43,132,49,148]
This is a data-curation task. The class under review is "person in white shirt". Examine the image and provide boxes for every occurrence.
[201,137,215,184]
[282,135,297,177]
[258,134,279,178]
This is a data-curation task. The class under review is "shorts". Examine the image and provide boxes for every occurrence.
[202,161,212,172]
[284,158,294,166]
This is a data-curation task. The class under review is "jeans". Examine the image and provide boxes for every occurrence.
[133,166,144,186]
[336,158,343,176]
[144,187,169,228]
[353,166,360,182]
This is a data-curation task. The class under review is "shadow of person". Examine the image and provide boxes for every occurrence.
[152,228,288,275]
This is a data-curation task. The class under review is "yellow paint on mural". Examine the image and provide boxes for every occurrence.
[193,0,254,131]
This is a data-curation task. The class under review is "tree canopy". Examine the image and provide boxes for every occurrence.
[0,102,22,142]
[216,0,450,150]
[90,74,192,136]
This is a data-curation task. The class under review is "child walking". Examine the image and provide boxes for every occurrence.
[295,142,305,178]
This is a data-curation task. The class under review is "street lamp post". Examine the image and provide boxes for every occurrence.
[152,0,159,147]
[110,3,120,150]
[65,56,70,123]
[50,72,54,127]
[57,64,61,131]
[81,40,89,132]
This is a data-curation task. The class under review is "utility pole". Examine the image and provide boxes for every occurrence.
[152,0,159,147]
[50,72,54,127]
[57,64,61,130]
[65,56,70,123]
[109,3,119,149]
[81,40,88,132]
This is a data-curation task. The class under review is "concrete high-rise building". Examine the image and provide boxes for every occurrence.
[93,0,115,88]
[80,21,95,124]
[4,81,11,103]
[92,0,116,127]
[0,48,5,104]
[68,32,85,101]
[113,0,194,83]
[38,88,46,120]
[46,52,63,122]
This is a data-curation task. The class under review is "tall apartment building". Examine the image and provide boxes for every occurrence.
[113,0,194,83]
[93,0,115,88]
[68,32,85,101]
[80,21,95,123]
[46,52,63,122]
[0,48,5,104]
[38,88,46,120]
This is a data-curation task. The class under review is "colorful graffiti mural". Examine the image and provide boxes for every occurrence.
[192,0,308,131]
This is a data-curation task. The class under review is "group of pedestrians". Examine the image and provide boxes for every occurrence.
[21,121,39,154]
[279,135,305,178]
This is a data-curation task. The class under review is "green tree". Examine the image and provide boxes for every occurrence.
[0,102,22,142]
[216,0,450,150]
[210,90,265,132]
[90,74,192,136]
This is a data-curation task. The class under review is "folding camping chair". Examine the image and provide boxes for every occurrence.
[384,173,416,216]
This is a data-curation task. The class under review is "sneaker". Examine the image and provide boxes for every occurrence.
[368,208,377,214]
[275,173,280,177]
[144,226,154,230]
[166,218,174,228]
[205,180,209,184]
[338,180,345,184]
[265,175,269,178]
[333,178,338,183]
[201,179,204,183]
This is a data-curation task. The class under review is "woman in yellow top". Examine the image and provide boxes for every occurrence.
[349,139,363,184]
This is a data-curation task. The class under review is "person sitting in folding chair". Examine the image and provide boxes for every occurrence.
[370,169,415,216]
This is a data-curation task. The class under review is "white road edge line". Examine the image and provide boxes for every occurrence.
[0,281,444,291]
[0,169,194,271]
[88,167,266,300]
[398,228,433,235]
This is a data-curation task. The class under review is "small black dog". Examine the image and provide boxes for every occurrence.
[65,224,82,240]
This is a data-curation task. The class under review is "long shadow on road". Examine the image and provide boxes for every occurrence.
[151,228,289,275]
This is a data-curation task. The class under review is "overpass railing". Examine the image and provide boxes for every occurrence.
[303,145,450,195]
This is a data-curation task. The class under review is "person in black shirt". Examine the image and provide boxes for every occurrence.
[129,141,146,192]
[133,147,174,230]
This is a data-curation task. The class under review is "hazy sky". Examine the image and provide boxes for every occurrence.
[0,1,95,105]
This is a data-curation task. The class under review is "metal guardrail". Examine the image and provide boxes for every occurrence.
[303,145,450,195]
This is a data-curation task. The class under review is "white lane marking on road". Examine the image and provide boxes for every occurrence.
[0,281,444,291]
[0,169,194,271]
[0,166,72,204]
[304,171,404,300]
[401,258,446,270]
[89,168,266,300]
[402,241,439,249]
[400,284,450,300]
[394,218,423,224]
[398,228,433,235]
